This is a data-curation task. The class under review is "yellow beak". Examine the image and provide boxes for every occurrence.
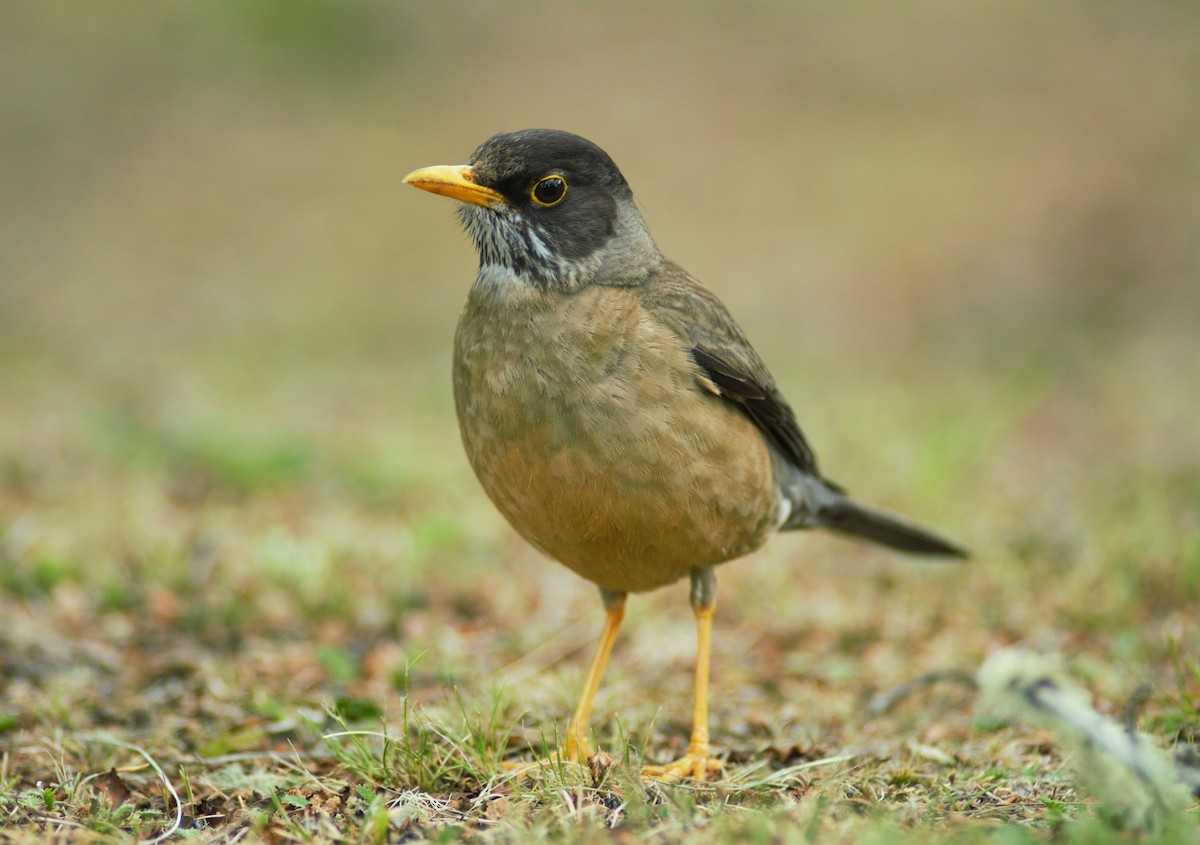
[402,164,507,207]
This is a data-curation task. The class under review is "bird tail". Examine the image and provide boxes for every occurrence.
[781,477,967,558]
[814,496,967,558]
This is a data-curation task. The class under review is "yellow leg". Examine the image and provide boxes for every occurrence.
[642,568,723,782]
[503,594,625,777]
[563,594,625,761]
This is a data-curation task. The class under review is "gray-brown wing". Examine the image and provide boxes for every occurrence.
[640,260,822,477]
[688,345,819,474]
[640,261,966,556]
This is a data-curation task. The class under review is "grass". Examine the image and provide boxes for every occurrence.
[2,340,1196,841]
[3,0,1200,841]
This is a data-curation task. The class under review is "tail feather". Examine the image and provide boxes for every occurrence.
[810,496,967,558]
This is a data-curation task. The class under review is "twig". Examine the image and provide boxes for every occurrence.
[77,734,183,844]
[1121,682,1153,734]
[868,669,978,716]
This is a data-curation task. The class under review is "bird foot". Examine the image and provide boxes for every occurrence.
[501,736,593,779]
[641,744,723,783]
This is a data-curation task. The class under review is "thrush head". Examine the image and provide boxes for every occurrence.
[404,129,661,290]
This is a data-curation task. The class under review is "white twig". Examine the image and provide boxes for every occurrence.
[979,648,1193,831]
[78,734,183,844]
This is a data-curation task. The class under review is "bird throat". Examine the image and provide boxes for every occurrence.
[458,204,599,292]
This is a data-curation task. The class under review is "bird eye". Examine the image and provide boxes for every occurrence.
[530,176,568,207]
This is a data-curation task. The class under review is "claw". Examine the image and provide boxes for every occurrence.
[641,744,724,782]
[501,737,602,781]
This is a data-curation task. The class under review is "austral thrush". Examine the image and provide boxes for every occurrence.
[404,129,965,781]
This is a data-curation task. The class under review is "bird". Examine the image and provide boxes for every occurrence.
[403,129,966,781]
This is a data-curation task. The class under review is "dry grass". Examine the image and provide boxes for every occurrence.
[2,1,1199,841]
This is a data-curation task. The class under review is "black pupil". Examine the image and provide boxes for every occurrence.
[534,177,565,204]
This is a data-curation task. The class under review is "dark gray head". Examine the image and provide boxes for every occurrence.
[404,129,660,290]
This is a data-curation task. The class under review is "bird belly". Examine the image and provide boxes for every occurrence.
[453,285,779,593]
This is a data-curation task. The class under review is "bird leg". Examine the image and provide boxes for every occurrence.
[642,566,724,782]
[563,589,625,761]
[503,590,624,777]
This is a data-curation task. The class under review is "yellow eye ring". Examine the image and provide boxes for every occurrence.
[530,175,568,207]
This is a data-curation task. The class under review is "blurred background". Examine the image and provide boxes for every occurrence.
[2,0,1198,706]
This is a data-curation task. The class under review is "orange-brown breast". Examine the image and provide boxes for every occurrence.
[453,283,779,593]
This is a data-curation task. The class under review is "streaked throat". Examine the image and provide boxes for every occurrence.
[458,205,597,291]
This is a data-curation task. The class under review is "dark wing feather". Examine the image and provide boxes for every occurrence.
[689,345,820,475]
[638,259,825,478]
[640,260,967,556]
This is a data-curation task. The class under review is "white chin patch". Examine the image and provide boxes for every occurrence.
[475,263,536,293]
